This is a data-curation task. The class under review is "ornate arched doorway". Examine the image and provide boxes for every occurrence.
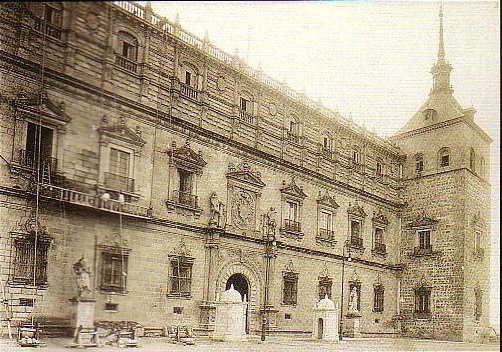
[226,273,250,333]
[216,261,262,334]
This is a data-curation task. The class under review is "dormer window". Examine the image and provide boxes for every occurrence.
[116,31,138,73]
[422,109,437,120]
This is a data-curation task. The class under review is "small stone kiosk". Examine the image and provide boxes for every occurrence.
[212,284,248,341]
[69,256,100,348]
[312,295,339,341]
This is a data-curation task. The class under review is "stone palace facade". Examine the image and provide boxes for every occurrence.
[0,2,492,342]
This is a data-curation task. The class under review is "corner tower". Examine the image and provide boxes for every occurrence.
[390,6,492,342]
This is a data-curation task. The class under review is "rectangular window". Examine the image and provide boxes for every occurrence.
[441,155,450,167]
[352,150,360,164]
[240,97,248,112]
[415,288,431,314]
[320,211,332,231]
[373,285,384,312]
[376,162,383,176]
[289,121,298,135]
[418,230,431,250]
[474,231,481,250]
[323,137,330,149]
[283,272,298,305]
[351,220,361,238]
[374,228,384,244]
[101,252,128,292]
[286,202,298,222]
[318,278,332,300]
[170,257,193,297]
[45,4,62,27]
[416,160,424,172]
[25,122,54,169]
[11,238,49,286]
[474,288,482,320]
[109,148,130,177]
[185,71,192,86]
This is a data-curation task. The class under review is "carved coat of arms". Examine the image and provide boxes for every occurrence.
[232,190,255,230]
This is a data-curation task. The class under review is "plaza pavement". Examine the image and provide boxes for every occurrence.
[0,335,499,352]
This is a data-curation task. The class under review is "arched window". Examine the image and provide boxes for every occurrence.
[470,148,476,173]
[438,147,451,168]
[116,31,138,72]
[414,153,424,173]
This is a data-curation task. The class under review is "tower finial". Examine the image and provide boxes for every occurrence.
[438,4,445,61]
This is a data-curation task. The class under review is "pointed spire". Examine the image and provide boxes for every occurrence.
[437,4,445,61]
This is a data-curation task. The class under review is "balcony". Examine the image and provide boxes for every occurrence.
[37,183,151,218]
[320,147,336,160]
[284,219,301,233]
[372,242,387,256]
[181,83,199,100]
[318,228,335,241]
[104,172,135,193]
[286,131,299,144]
[115,56,138,73]
[171,190,198,209]
[33,18,62,40]
[238,110,255,125]
[349,236,364,249]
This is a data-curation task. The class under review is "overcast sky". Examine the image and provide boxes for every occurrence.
[139,0,500,329]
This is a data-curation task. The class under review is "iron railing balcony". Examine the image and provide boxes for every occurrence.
[16,149,57,173]
[238,110,255,125]
[115,55,138,73]
[283,219,301,233]
[33,18,62,40]
[104,172,135,193]
[373,242,387,255]
[318,228,335,241]
[38,184,151,218]
[350,236,364,248]
[181,83,199,100]
[286,131,299,144]
[171,190,198,208]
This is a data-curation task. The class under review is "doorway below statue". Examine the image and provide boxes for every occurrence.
[226,273,249,333]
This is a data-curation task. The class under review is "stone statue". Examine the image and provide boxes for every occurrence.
[209,192,225,228]
[264,207,277,237]
[348,286,359,312]
[73,256,93,298]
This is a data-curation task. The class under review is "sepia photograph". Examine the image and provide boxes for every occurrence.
[0,1,499,351]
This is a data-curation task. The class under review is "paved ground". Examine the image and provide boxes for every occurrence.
[0,336,499,352]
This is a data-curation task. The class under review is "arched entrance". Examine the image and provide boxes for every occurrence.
[226,273,250,333]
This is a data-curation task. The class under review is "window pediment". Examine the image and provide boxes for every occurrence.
[99,116,145,148]
[280,179,306,201]
[347,202,367,219]
[226,162,265,189]
[168,140,206,174]
[372,209,389,226]
[406,212,438,229]
[13,90,71,125]
[317,191,339,209]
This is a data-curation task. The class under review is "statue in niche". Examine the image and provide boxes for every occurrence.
[73,255,93,298]
[209,192,225,228]
[348,286,359,312]
[263,207,278,238]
